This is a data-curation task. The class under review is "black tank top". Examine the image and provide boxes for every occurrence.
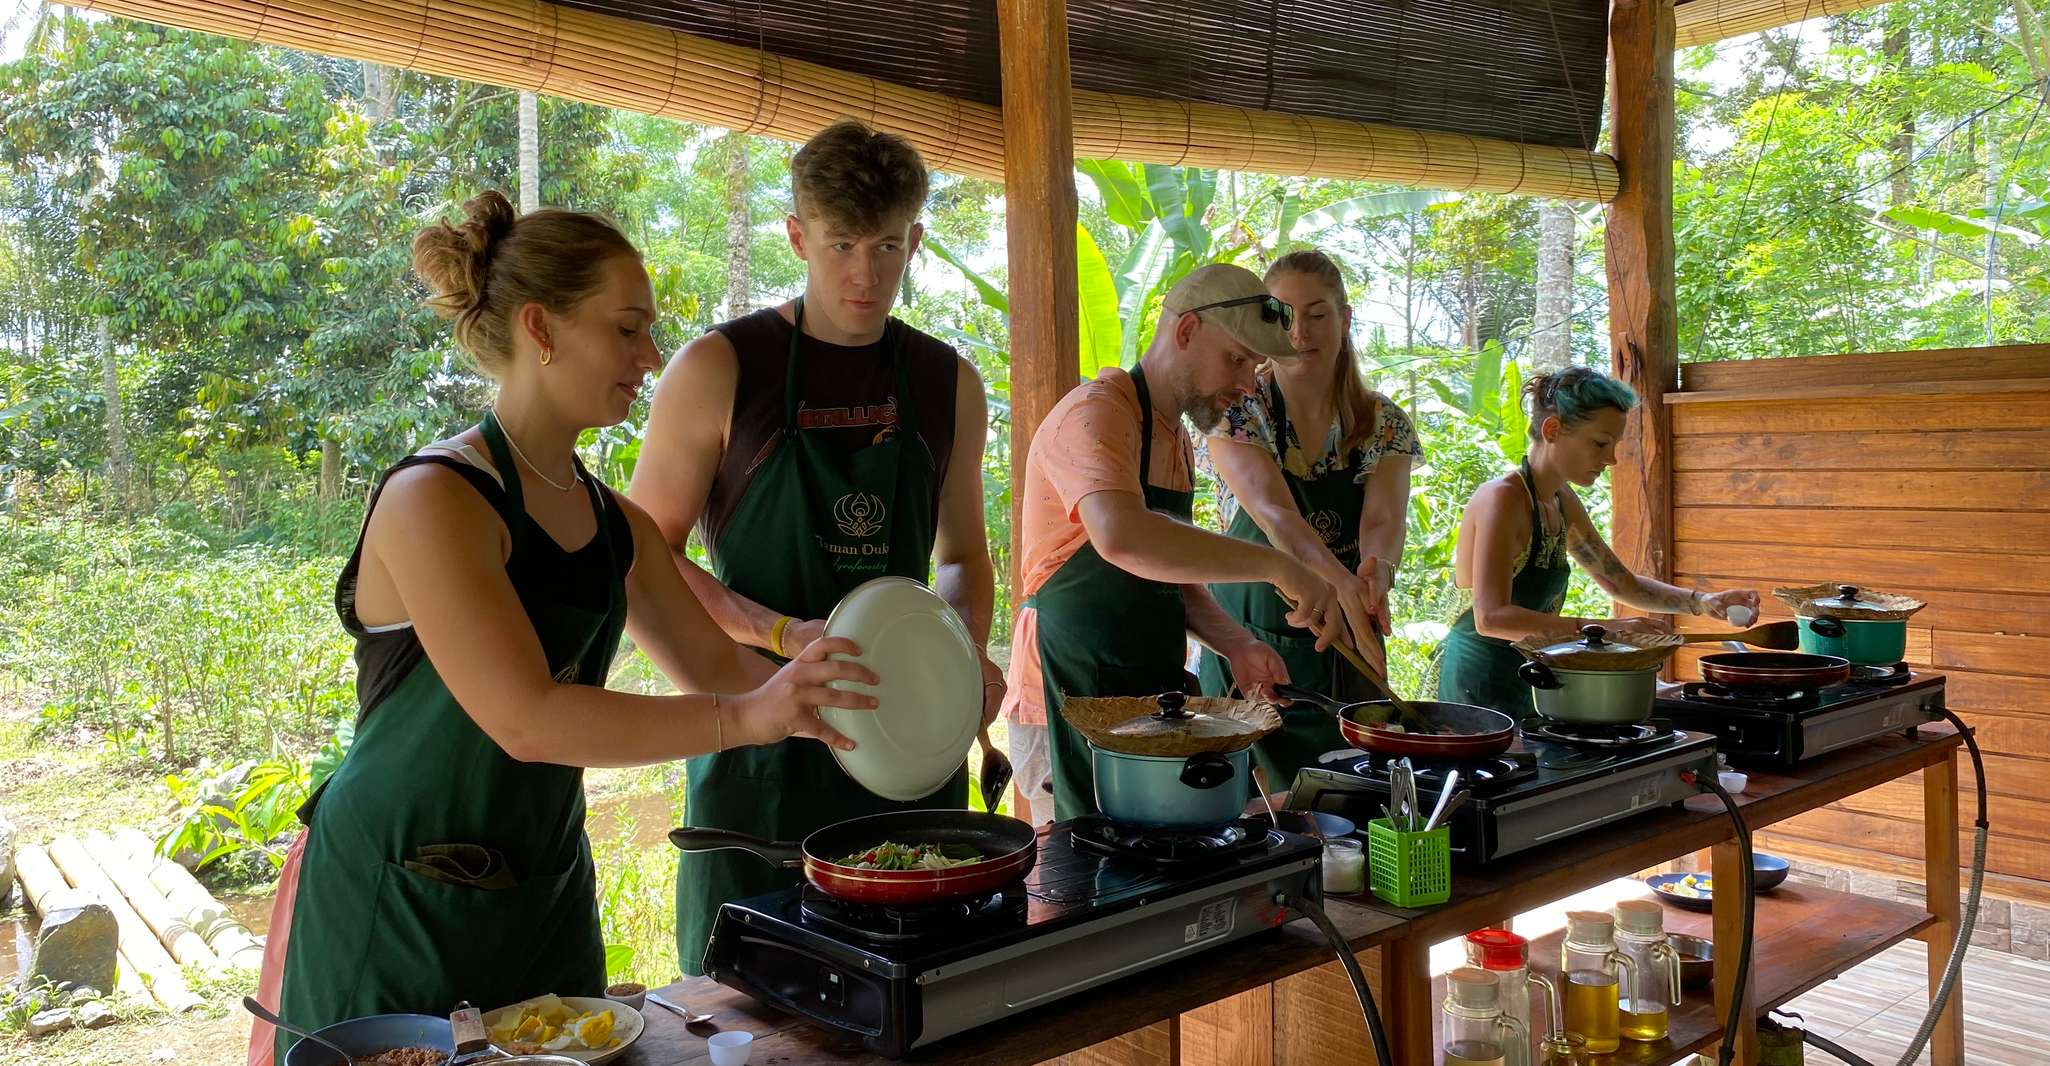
[698,307,959,550]
[335,450,634,723]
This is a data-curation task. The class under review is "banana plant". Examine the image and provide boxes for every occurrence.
[927,163,1454,376]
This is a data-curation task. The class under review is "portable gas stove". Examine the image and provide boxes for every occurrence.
[699,817,1321,1058]
[1654,668,1944,770]
[1288,725,1717,868]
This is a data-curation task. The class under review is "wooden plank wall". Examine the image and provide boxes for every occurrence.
[1667,343,2050,903]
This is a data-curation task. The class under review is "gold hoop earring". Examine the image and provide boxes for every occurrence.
[539,346,553,367]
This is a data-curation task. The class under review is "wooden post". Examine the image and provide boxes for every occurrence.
[995,0,1080,603]
[1711,838,1758,1063]
[1375,937,1434,1064]
[1604,0,1679,592]
[1921,753,1965,1065]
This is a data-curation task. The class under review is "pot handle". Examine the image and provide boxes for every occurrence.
[1809,616,1846,638]
[668,827,804,867]
[1518,660,1563,690]
[1179,752,1238,791]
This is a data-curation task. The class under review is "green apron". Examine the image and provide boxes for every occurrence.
[1436,458,1571,715]
[1197,378,1369,784]
[675,299,967,975]
[1032,366,1195,821]
[278,412,625,1058]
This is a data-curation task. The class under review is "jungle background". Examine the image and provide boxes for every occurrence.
[2,0,2045,1059]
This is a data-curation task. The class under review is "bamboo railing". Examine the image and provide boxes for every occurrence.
[78,0,1621,202]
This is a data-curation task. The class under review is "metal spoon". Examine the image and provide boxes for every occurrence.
[645,990,713,1026]
[1423,770,1460,833]
[1250,766,1281,830]
[243,997,359,1066]
[1425,790,1470,833]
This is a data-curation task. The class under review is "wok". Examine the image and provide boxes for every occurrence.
[1273,684,1517,758]
[669,808,1036,906]
[1698,651,1851,694]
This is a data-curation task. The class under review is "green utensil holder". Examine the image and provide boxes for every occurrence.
[1366,817,1451,907]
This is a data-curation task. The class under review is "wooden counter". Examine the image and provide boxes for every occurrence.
[620,724,1966,1065]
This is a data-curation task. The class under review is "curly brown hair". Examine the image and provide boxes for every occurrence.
[411,190,639,377]
[790,119,930,234]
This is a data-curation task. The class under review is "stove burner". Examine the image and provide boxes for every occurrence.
[1521,719,1677,749]
[1068,815,1278,867]
[1849,662,1912,686]
[1345,750,1539,795]
[799,884,1026,943]
[1678,681,1822,710]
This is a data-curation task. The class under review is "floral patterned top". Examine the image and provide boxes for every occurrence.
[1200,382,1422,526]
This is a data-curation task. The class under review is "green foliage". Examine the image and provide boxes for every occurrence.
[159,755,317,880]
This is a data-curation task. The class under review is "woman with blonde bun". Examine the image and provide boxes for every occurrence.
[251,192,879,1063]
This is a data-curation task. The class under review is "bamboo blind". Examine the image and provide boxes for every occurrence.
[75,0,1620,201]
[567,0,1612,153]
[1673,0,1895,49]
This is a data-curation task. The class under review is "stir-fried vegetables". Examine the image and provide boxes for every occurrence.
[835,841,986,870]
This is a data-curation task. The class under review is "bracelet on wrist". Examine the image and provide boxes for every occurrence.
[770,615,794,658]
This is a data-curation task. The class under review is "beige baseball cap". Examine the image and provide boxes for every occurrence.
[1161,263,1300,364]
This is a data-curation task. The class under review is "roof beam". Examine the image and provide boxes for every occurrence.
[78,0,1619,202]
[1674,0,1894,48]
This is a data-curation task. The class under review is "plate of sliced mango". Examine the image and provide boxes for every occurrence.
[481,994,643,1063]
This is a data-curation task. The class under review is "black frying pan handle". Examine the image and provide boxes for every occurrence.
[668,827,803,867]
[1518,661,1563,690]
[1180,752,1237,790]
[1809,617,1846,638]
[1273,683,1344,713]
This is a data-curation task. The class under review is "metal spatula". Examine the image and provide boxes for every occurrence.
[976,726,1013,812]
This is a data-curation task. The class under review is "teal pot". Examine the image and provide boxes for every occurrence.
[1796,615,1907,665]
[1091,746,1248,829]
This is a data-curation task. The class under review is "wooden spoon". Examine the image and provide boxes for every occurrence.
[1678,619,1800,650]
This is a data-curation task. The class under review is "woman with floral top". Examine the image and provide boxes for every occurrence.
[1197,249,1419,783]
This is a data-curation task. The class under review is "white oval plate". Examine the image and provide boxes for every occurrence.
[480,995,643,1064]
[820,576,981,801]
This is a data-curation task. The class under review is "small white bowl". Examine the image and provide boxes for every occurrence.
[603,982,646,1012]
[708,1030,755,1066]
[1726,604,1756,629]
[1719,770,1749,795]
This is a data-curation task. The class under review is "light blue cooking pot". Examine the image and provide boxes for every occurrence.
[1091,746,1249,829]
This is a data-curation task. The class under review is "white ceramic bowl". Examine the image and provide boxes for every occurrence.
[1719,770,1749,795]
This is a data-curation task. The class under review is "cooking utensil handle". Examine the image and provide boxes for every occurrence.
[1273,683,1344,712]
[1518,660,1564,690]
[667,827,804,866]
[1810,616,1846,638]
[1179,751,1237,790]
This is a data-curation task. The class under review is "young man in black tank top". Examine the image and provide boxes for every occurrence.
[632,119,999,974]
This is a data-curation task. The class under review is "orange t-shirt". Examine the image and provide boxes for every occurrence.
[1002,367,1193,726]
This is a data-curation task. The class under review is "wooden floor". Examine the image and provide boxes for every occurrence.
[1778,937,2050,1066]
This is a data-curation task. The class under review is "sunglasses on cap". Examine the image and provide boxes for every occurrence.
[1184,294,1293,333]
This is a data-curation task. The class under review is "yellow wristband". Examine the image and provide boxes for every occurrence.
[770,615,794,658]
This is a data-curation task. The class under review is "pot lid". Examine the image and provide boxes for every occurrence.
[1060,691,1282,757]
[1514,624,1682,671]
[1773,581,1926,621]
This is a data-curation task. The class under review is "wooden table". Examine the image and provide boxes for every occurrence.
[617,724,1966,1065]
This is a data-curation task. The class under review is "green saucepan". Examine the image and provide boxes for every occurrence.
[1794,586,1909,665]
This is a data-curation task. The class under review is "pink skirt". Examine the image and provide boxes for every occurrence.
[247,831,308,1066]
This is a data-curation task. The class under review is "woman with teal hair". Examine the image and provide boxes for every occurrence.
[1437,367,1759,714]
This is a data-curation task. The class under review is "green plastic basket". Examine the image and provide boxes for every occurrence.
[1366,817,1451,907]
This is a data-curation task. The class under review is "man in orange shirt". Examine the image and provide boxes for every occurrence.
[1004,264,1345,822]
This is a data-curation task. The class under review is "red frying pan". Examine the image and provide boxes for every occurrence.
[1273,684,1518,758]
[669,808,1036,906]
